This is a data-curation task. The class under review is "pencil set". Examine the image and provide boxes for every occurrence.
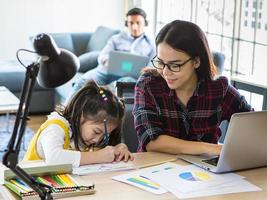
[4,173,95,199]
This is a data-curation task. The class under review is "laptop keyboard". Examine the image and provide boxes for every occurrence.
[202,156,219,166]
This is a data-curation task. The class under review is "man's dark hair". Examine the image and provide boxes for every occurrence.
[126,7,147,19]
[126,7,148,26]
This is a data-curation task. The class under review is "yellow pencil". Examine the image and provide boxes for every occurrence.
[59,174,76,187]
[65,174,79,186]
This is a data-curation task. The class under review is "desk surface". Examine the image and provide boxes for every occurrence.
[1,152,267,200]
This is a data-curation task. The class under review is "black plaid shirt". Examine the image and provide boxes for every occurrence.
[133,73,253,152]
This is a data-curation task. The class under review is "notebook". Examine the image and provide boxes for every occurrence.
[178,111,267,173]
[107,51,149,78]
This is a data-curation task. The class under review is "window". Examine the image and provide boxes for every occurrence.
[145,0,267,77]
[140,0,267,110]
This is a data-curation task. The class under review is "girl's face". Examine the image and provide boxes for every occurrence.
[80,118,117,146]
[156,42,200,92]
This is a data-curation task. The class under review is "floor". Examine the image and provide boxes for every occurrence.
[0,114,46,161]
[27,114,47,132]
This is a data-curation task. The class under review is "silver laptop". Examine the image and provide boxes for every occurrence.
[178,111,267,173]
[107,51,149,79]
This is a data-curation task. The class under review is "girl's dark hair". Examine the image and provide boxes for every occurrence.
[155,20,217,80]
[57,80,124,150]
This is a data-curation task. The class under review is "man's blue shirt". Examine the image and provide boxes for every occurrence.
[97,31,156,67]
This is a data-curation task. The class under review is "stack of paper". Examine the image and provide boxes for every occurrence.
[113,162,261,199]
[72,161,135,175]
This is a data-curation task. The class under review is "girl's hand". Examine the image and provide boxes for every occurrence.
[114,143,134,162]
[97,146,116,163]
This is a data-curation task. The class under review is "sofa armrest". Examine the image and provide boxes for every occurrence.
[78,51,100,73]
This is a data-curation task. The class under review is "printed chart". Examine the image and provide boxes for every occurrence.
[179,171,212,182]
[127,176,162,191]
[112,163,179,194]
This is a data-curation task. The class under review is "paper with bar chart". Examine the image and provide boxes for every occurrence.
[112,162,179,194]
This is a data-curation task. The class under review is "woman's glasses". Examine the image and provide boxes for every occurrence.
[151,57,193,72]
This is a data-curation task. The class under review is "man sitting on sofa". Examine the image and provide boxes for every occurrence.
[65,7,155,103]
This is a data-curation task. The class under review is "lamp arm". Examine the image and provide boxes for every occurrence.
[2,62,53,200]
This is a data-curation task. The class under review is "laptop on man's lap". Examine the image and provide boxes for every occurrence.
[178,111,267,173]
[107,51,149,79]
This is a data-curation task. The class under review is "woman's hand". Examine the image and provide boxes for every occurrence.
[114,143,134,162]
[203,143,222,156]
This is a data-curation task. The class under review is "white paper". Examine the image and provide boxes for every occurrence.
[72,162,135,175]
[142,164,237,193]
[171,178,261,199]
[141,163,261,199]
[112,162,179,194]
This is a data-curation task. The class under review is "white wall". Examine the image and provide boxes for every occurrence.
[0,0,126,60]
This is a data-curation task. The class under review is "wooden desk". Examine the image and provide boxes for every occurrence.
[1,152,267,200]
[231,75,267,110]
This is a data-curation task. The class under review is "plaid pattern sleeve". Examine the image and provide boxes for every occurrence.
[133,74,164,151]
[133,73,253,152]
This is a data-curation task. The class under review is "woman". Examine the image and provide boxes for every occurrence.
[133,20,252,155]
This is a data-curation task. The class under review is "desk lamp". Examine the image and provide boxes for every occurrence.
[2,33,79,199]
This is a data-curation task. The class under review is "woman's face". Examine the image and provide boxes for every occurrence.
[156,42,200,91]
[79,118,117,146]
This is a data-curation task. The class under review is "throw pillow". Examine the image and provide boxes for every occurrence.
[86,26,119,52]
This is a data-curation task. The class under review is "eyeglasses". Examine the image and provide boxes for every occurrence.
[151,57,193,72]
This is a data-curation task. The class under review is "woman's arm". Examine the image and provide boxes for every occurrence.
[147,135,222,156]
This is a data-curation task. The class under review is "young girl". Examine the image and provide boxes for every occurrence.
[133,20,253,156]
[24,81,134,167]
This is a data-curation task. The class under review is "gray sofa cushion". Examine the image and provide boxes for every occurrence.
[86,26,119,51]
[78,51,100,73]
[49,34,75,53]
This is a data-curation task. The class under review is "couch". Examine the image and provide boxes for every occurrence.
[51,26,120,105]
[0,26,119,113]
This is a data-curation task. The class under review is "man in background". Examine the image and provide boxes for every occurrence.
[66,7,155,103]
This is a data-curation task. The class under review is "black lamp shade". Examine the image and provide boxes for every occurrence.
[38,49,79,88]
[33,33,79,88]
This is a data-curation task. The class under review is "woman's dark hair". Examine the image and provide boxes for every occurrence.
[155,20,217,80]
[57,80,124,150]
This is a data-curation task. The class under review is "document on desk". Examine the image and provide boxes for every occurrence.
[72,162,135,175]
[141,164,261,199]
[112,162,179,194]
